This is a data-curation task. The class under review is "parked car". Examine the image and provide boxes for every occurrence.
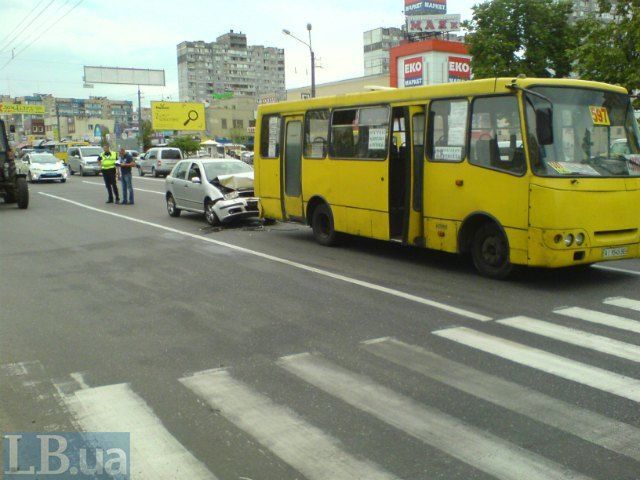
[137,147,182,177]
[125,149,140,159]
[67,146,103,176]
[23,152,68,183]
[165,158,258,225]
[240,151,254,165]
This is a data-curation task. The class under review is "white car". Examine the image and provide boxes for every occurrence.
[23,152,68,183]
[165,158,258,225]
[67,146,103,176]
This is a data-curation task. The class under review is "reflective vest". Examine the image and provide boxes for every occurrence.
[100,151,118,170]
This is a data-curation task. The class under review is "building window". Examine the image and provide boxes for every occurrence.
[221,119,228,129]
[233,119,244,129]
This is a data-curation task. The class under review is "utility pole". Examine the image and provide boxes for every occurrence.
[137,86,143,152]
[55,101,61,141]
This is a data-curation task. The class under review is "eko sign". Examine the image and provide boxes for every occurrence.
[448,56,471,82]
[404,57,425,87]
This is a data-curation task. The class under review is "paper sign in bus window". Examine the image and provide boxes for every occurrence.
[435,146,464,161]
[589,106,611,126]
[368,128,387,150]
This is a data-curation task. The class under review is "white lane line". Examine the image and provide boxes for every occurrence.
[433,327,640,403]
[362,337,640,462]
[554,307,640,334]
[278,353,592,480]
[135,176,165,182]
[38,192,491,321]
[604,297,640,312]
[498,316,640,363]
[82,180,163,195]
[63,383,218,480]
[594,265,640,276]
[180,369,398,480]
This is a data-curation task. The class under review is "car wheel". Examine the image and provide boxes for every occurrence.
[28,171,35,183]
[205,200,219,226]
[60,179,66,183]
[152,167,159,178]
[471,223,513,279]
[311,203,339,246]
[166,194,181,217]
[138,167,145,177]
[16,178,29,209]
[79,166,85,177]
[68,166,74,175]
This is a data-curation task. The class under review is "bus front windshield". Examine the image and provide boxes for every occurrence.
[526,87,640,177]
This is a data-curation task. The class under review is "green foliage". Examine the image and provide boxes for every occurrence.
[229,128,248,145]
[168,136,201,155]
[573,0,640,94]
[140,120,153,151]
[100,126,110,148]
[464,0,576,79]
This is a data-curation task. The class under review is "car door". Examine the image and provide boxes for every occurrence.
[168,161,189,207]
[145,151,157,174]
[68,148,79,171]
[184,162,206,211]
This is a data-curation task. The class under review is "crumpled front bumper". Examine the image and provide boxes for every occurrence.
[214,197,259,223]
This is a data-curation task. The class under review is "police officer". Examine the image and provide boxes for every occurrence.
[98,143,120,204]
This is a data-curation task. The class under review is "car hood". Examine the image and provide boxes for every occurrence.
[84,156,100,161]
[215,172,254,190]
[32,163,63,170]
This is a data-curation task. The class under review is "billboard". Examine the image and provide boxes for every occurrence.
[151,101,206,131]
[404,57,425,87]
[408,14,461,34]
[0,104,46,115]
[84,66,165,86]
[405,0,447,15]
[448,56,472,82]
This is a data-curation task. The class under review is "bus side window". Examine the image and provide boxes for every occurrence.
[260,114,281,158]
[470,96,525,175]
[427,99,468,162]
[304,110,329,159]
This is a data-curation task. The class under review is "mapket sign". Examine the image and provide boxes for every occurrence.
[151,101,206,131]
[0,104,46,115]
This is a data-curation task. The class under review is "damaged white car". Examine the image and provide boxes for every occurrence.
[165,158,259,225]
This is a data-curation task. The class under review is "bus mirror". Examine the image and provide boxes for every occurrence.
[535,107,554,145]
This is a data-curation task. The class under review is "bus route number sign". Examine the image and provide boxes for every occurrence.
[589,106,610,126]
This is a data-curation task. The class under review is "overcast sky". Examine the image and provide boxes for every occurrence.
[0,0,474,107]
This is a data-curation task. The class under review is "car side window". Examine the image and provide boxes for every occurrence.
[172,161,188,179]
[148,151,157,160]
[187,163,201,181]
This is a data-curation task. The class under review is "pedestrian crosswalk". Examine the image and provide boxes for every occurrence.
[4,296,640,479]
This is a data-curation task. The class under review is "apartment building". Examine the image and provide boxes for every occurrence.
[177,30,285,103]
[363,27,406,76]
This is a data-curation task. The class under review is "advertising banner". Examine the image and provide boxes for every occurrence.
[404,57,425,88]
[151,101,206,131]
[407,14,461,33]
[404,0,447,15]
[448,56,472,82]
[0,104,46,115]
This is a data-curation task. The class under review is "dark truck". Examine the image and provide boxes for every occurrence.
[0,120,29,209]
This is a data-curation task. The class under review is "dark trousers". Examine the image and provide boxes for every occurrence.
[102,168,119,201]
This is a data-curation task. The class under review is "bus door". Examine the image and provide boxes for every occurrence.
[281,116,304,220]
[389,106,425,244]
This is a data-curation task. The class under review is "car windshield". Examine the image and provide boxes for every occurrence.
[526,87,640,177]
[30,154,58,164]
[80,147,102,156]
[203,161,253,180]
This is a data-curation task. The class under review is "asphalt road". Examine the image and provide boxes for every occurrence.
[2,172,640,480]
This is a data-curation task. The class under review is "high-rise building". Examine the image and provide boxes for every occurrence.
[570,0,616,22]
[177,31,285,103]
[363,27,406,76]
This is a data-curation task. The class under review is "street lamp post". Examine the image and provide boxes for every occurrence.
[283,24,316,98]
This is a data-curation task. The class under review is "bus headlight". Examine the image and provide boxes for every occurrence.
[564,234,575,247]
[575,233,585,246]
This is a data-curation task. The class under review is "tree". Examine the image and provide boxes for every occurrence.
[573,0,640,95]
[140,120,153,151]
[168,136,201,156]
[464,0,576,79]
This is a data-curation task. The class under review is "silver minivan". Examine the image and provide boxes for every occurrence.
[138,147,183,177]
[68,146,103,176]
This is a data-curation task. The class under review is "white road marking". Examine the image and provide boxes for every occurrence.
[604,297,640,312]
[554,307,640,334]
[69,372,90,390]
[433,327,640,403]
[135,176,166,182]
[498,316,640,363]
[594,265,640,276]
[180,369,398,480]
[82,180,163,195]
[362,337,640,461]
[38,192,491,321]
[278,353,592,480]
[63,383,218,480]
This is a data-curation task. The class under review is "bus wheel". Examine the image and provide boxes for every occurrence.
[312,203,338,246]
[471,223,512,278]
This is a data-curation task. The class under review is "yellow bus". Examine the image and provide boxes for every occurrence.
[53,141,90,164]
[255,77,640,277]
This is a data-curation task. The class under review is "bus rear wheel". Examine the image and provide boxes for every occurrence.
[311,203,338,246]
[471,223,512,279]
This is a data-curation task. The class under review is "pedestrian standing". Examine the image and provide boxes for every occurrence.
[98,144,120,204]
[117,148,135,205]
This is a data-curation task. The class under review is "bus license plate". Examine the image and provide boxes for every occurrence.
[603,247,628,258]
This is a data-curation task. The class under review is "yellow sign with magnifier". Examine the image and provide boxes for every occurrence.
[151,101,206,131]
